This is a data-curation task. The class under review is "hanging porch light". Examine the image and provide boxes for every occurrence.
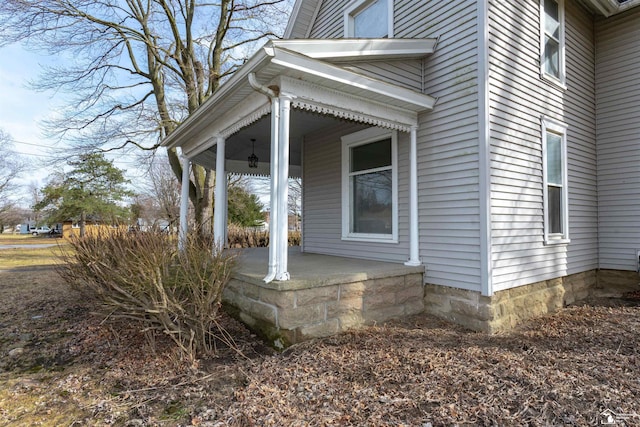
[248,138,258,168]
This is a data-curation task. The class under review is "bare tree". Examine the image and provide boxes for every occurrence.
[138,156,183,229]
[0,0,291,232]
[288,177,301,230]
[0,130,25,219]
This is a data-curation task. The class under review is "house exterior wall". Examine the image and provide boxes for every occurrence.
[595,7,640,271]
[487,0,598,292]
[300,0,483,290]
[406,0,482,291]
[302,121,412,263]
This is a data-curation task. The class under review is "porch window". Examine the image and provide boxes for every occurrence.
[542,117,569,244]
[341,127,398,243]
[344,0,394,38]
[541,0,565,86]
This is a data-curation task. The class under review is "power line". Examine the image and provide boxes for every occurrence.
[9,137,59,150]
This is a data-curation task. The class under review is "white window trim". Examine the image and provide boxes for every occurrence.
[341,127,398,243]
[540,0,566,89]
[344,0,394,38]
[542,117,570,245]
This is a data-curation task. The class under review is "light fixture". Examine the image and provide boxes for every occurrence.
[248,138,258,168]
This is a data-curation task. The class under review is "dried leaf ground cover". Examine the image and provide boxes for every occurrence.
[1,261,639,426]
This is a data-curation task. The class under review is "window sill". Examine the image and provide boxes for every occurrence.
[342,234,398,244]
[540,73,567,91]
[544,237,570,246]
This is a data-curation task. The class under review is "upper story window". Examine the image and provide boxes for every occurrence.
[542,117,569,244]
[341,127,398,243]
[344,0,394,38]
[541,0,566,86]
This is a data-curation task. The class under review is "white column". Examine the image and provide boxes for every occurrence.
[213,136,226,250]
[264,96,281,283]
[178,155,190,253]
[275,95,292,281]
[405,125,421,266]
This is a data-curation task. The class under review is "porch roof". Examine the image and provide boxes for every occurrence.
[161,38,437,175]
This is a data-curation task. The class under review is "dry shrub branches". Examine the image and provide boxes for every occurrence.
[57,229,236,361]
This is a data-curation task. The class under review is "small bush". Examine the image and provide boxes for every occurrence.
[227,224,301,248]
[58,229,236,361]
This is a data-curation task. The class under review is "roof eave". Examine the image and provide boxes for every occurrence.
[270,46,436,111]
[271,38,438,62]
[579,0,640,16]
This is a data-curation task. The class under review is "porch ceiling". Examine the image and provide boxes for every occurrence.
[162,38,438,175]
[189,109,349,177]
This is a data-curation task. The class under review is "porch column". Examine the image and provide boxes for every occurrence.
[178,155,190,253]
[264,96,281,283]
[405,125,421,266]
[275,94,292,281]
[213,136,226,249]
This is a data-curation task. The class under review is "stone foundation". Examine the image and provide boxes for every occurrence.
[225,263,640,344]
[424,270,597,333]
[596,269,640,296]
[223,271,424,348]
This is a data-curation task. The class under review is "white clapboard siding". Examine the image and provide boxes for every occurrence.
[407,0,482,291]
[295,0,484,290]
[302,122,411,263]
[488,0,598,292]
[595,7,640,271]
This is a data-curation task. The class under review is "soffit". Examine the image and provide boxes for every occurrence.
[578,0,640,16]
[284,0,321,39]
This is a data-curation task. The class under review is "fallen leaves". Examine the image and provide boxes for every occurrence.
[1,267,639,426]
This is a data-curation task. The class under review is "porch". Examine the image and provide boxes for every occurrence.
[223,247,425,348]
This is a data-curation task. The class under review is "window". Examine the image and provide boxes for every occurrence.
[542,118,569,244]
[341,127,398,243]
[541,0,565,86]
[344,0,393,38]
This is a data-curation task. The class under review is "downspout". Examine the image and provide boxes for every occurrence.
[249,73,281,283]
[178,154,190,253]
[213,136,226,250]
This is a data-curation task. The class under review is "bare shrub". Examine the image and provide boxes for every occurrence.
[227,224,301,248]
[57,229,236,361]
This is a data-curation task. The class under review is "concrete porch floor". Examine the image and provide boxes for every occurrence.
[223,246,425,347]
[232,246,424,289]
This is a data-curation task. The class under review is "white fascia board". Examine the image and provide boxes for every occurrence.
[271,38,437,62]
[180,92,270,157]
[271,47,437,111]
[162,45,272,150]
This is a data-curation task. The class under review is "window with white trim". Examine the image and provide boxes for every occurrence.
[344,0,393,38]
[341,127,398,243]
[542,118,569,244]
[541,0,565,86]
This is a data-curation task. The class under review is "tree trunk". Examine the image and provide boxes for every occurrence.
[80,211,86,238]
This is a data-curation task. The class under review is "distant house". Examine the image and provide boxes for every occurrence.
[163,0,640,339]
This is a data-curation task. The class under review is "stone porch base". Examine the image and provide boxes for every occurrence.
[223,272,424,348]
